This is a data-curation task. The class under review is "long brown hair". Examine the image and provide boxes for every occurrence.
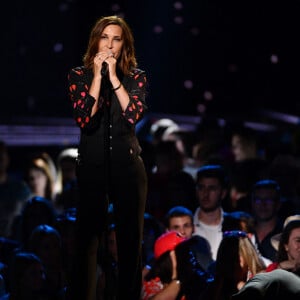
[211,231,266,300]
[277,220,300,262]
[83,15,137,75]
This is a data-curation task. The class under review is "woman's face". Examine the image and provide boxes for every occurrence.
[285,227,300,263]
[98,24,124,59]
[231,134,255,161]
[28,168,48,195]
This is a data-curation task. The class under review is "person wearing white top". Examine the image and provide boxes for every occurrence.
[193,164,229,260]
[193,207,225,261]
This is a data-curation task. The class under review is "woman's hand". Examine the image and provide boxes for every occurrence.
[93,52,107,78]
[94,51,117,80]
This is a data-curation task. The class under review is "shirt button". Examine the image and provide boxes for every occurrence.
[109,136,112,139]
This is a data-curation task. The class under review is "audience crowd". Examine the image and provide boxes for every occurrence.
[1,117,300,299]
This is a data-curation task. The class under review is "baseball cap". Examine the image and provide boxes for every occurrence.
[271,215,300,250]
[154,231,186,259]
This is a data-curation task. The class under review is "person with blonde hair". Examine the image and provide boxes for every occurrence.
[203,230,266,300]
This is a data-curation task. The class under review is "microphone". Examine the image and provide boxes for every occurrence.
[101,61,108,77]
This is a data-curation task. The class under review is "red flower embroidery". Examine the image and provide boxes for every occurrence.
[70,84,76,91]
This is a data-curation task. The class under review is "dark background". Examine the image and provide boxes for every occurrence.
[2,0,300,122]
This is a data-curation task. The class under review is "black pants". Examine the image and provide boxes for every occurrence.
[67,156,147,300]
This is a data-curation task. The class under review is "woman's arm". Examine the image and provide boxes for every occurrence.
[68,67,104,129]
[149,280,181,300]
[122,70,148,125]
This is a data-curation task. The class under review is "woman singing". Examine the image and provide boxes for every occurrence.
[66,15,148,300]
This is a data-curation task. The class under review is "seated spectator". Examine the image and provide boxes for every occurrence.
[25,224,66,299]
[23,154,57,204]
[0,237,21,289]
[54,208,77,288]
[146,141,197,222]
[193,117,228,169]
[55,148,79,210]
[230,126,264,163]
[0,141,31,238]
[149,118,179,146]
[232,269,300,300]
[250,179,284,262]
[10,196,58,249]
[193,164,230,261]
[203,230,266,300]
[173,235,214,300]
[267,154,300,218]
[164,205,213,271]
[1,251,49,300]
[160,127,198,181]
[222,211,272,268]
[227,161,266,213]
[227,125,268,213]
[0,237,20,264]
[222,211,255,233]
[266,215,300,273]
[141,231,212,300]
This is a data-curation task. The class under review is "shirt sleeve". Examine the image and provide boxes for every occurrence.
[67,67,103,129]
[122,69,148,125]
